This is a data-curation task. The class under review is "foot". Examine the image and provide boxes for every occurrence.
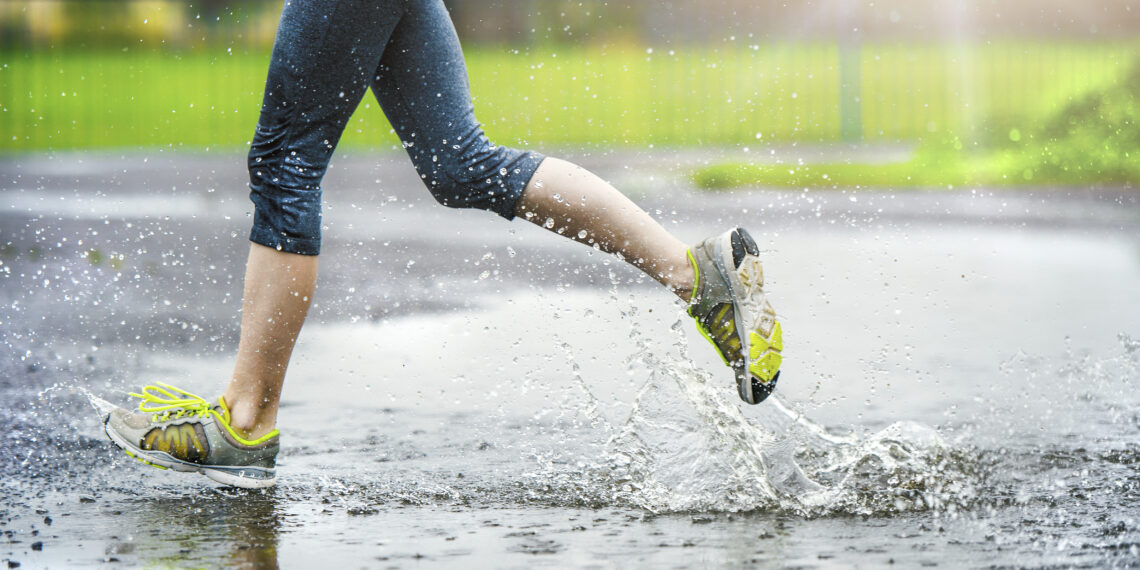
[103,383,280,488]
[687,227,783,404]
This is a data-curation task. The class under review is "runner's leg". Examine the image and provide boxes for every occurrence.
[223,0,403,437]
[223,244,316,438]
[371,0,694,301]
[516,158,694,301]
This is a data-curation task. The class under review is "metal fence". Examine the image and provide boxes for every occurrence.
[1,0,1136,151]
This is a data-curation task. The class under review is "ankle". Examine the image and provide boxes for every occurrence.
[667,255,697,303]
[221,392,278,439]
[673,281,694,303]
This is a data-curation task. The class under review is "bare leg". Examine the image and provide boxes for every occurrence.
[517,157,695,301]
[222,243,318,439]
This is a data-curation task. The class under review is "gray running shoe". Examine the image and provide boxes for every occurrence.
[688,227,783,404]
[103,383,279,489]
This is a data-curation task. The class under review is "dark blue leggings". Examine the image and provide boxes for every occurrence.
[247,0,545,255]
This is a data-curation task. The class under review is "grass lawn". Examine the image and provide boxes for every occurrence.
[691,147,1113,190]
[693,60,1140,190]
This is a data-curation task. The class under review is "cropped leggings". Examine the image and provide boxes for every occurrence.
[247,0,545,255]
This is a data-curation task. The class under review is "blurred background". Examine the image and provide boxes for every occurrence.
[1,0,1136,187]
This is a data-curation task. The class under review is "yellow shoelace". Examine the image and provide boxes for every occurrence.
[130,382,212,422]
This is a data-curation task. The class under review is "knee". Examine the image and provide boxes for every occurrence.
[246,122,328,254]
[408,133,543,219]
[248,119,332,194]
[411,139,494,208]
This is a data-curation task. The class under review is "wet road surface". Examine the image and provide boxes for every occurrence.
[2,149,1139,568]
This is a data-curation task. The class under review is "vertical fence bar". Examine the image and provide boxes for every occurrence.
[838,40,862,142]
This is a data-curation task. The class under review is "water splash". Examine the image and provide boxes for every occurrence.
[28,328,1137,523]
[76,386,118,419]
[803,421,987,516]
[602,361,825,513]
[577,315,988,516]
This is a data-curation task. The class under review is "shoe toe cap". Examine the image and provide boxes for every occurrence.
[738,369,779,405]
[106,406,151,432]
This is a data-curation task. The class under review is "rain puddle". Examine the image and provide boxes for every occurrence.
[4,288,1137,568]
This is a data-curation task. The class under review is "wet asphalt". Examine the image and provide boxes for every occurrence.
[1,148,1139,568]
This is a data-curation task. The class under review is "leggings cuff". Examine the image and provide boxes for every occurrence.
[249,224,322,256]
[495,152,546,221]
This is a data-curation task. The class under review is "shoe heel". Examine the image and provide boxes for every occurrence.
[729,227,760,268]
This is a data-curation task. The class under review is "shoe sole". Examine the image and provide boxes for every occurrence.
[713,228,778,404]
[103,419,276,489]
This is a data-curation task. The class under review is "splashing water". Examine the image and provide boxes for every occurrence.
[2,315,1136,568]
[10,311,996,522]
[526,315,990,517]
[76,386,118,419]
[10,301,1135,524]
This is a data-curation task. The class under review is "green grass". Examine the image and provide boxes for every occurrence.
[694,60,1140,190]
[1,42,1135,152]
[693,146,1035,190]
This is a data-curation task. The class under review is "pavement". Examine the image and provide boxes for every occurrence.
[1,148,1139,568]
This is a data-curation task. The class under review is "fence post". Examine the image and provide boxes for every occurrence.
[839,40,863,142]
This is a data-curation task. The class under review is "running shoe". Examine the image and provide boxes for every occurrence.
[688,227,783,404]
[103,383,279,489]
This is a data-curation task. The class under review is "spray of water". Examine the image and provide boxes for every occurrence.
[549,315,992,516]
[13,313,1044,519]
